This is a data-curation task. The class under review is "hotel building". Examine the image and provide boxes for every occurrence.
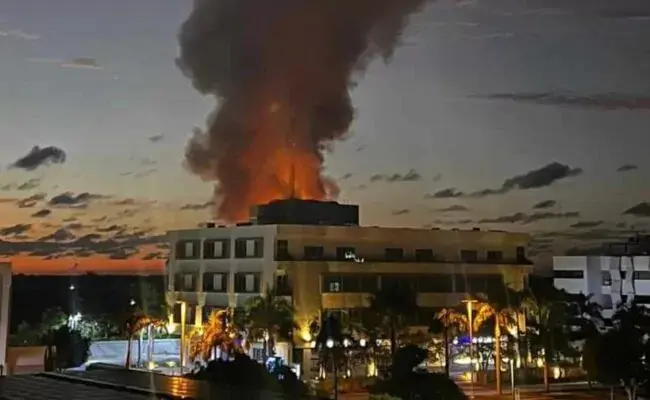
[165,199,533,372]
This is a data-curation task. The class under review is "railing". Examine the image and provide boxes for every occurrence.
[276,255,532,265]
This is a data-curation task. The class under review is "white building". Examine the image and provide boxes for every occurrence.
[553,254,650,319]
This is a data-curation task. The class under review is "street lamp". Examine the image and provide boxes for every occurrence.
[326,338,338,400]
[462,298,478,395]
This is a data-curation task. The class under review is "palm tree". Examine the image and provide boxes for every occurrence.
[241,285,297,362]
[189,308,241,362]
[523,278,568,392]
[429,308,468,377]
[369,285,418,357]
[124,313,165,368]
[472,287,524,395]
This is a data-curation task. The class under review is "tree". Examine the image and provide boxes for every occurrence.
[585,303,650,400]
[523,278,569,391]
[429,308,468,377]
[241,285,297,362]
[124,312,165,368]
[189,308,241,362]
[369,285,418,357]
[472,287,524,394]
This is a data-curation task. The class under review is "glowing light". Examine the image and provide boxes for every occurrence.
[326,338,334,349]
[553,367,562,380]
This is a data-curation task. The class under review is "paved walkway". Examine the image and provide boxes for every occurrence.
[455,380,627,399]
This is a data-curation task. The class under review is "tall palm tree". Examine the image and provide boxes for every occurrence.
[241,285,297,362]
[472,287,524,395]
[369,285,418,357]
[429,308,468,377]
[523,278,568,392]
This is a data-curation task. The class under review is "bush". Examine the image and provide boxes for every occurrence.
[369,345,467,400]
[189,353,309,398]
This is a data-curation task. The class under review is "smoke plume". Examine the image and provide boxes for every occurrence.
[177,0,429,222]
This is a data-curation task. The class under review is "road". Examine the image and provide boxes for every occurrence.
[456,381,630,399]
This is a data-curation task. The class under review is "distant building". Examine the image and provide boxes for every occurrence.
[165,199,532,375]
[553,235,650,319]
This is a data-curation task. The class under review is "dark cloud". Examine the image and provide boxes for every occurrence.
[472,92,650,110]
[432,173,442,183]
[134,168,156,178]
[97,225,125,233]
[570,221,604,229]
[40,228,76,242]
[352,184,367,190]
[0,227,165,260]
[11,146,67,171]
[623,202,650,217]
[16,193,47,208]
[113,198,136,206]
[48,192,107,208]
[479,211,579,225]
[340,173,353,181]
[391,209,410,216]
[617,164,638,172]
[1,179,42,192]
[0,224,31,237]
[437,205,468,212]
[181,201,213,211]
[17,178,41,191]
[31,209,51,218]
[532,200,556,209]
[148,134,165,143]
[425,188,464,199]
[370,169,421,183]
[470,162,582,198]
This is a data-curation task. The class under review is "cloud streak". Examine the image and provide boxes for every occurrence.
[472,92,650,111]
[479,211,579,225]
[370,169,422,183]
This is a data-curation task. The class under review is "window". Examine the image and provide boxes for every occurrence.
[602,271,612,286]
[460,250,478,262]
[234,273,259,293]
[323,275,342,292]
[418,274,453,293]
[336,247,356,261]
[385,248,404,261]
[176,240,199,259]
[202,273,226,292]
[415,249,434,262]
[275,274,292,295]
[203,239,229,259]
[516,246,526,261]
[304,246,325,260]
[553,270,584,279]
[487,251,503,262]
[276,240,290,260]
[234,238,263,258]
[183,274,195,291]
[634,271,650,280]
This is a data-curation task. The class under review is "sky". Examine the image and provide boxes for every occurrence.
[0,0,649,274]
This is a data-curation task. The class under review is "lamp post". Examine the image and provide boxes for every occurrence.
[179,301,187,373]
[462,299,478,396]
[326,338,338,400]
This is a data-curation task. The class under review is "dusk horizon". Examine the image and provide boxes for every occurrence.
[1,0,649,274]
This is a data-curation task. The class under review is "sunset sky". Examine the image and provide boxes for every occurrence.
[0,0,649,274]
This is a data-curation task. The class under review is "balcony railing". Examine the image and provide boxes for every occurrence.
[275,254,532,265]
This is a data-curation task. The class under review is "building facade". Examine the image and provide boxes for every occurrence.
[553,254,650,319]
[165,200,532,373]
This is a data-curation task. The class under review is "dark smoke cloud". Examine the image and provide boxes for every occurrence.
[11,146,66,171]
[617,164,638,172]
[177,0,430,222]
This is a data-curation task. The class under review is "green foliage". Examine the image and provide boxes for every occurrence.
[583,303,650,398]
[369,285,418,356]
